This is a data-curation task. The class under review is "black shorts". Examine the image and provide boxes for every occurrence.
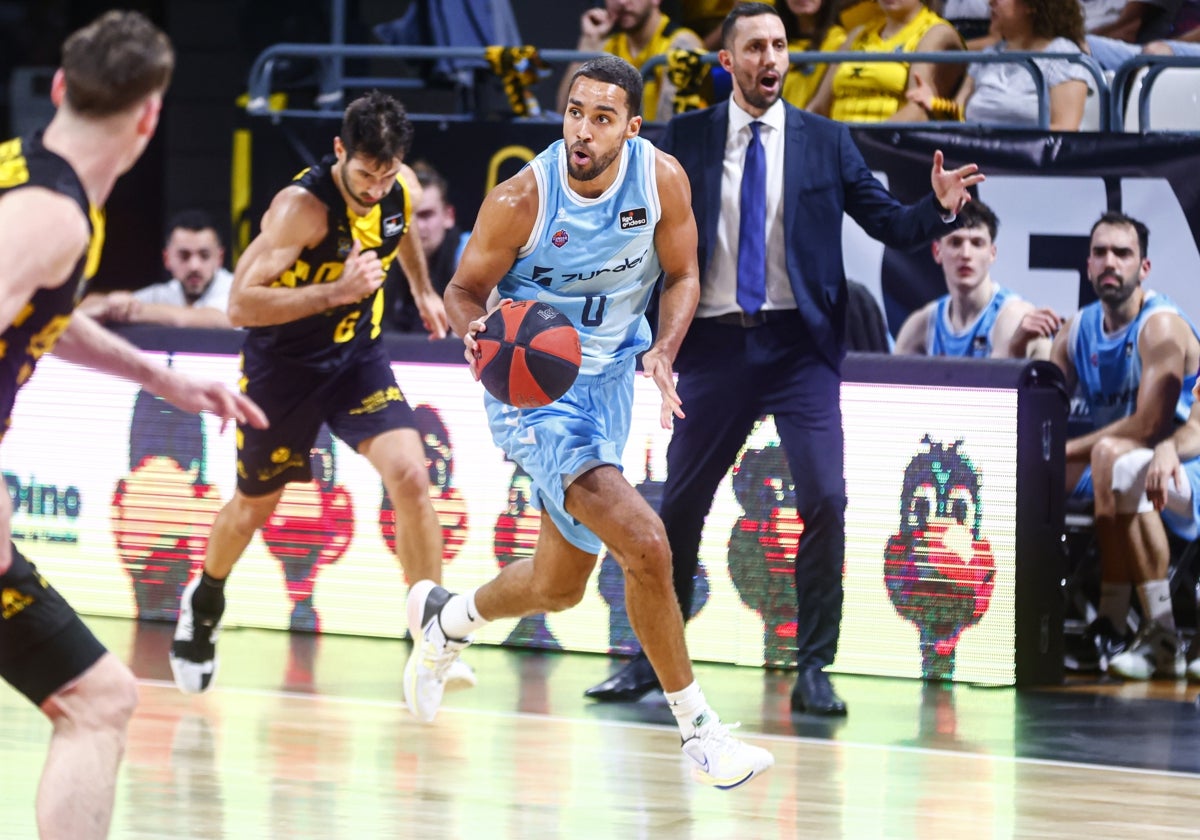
[0,545,107,706]
[237,341,418,495]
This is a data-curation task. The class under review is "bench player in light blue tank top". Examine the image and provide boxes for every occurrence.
[1050,211,1200,681]
[894,200,1061,359]
[404,55,774,789]
[927,285,1018,357]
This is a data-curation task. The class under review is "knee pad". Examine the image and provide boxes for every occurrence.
[1109,448,1154,514]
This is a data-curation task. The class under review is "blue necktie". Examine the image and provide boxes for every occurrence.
[737,121,767,315]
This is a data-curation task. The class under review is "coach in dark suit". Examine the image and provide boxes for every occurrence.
[585,2,983,715]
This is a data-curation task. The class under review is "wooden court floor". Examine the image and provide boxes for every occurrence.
[2,616,1199,839]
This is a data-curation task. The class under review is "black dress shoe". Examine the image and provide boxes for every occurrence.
[791,667,847,716]
[584,651,661,702]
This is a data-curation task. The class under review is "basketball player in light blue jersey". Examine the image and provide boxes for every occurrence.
[1050,211,1200,681]
[895,201,1061,359]
[406,55,774,789]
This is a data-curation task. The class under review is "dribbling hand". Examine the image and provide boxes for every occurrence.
[463,298,513,380]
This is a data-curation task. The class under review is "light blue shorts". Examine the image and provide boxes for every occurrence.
[1071,456,1200,540]
[1087,34,1200,72]
[485,356,635,554]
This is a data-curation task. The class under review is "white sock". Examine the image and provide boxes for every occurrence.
[665,681,711,739]
[1098,582,1132,629]
[438,590,488,639]
[1138,579,1175,630]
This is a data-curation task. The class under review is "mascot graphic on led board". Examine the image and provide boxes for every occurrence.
[379,404,468,574]
[112,387,222,621]
[883,436,997,680]
[489,458,559,648]
[597,444,709,654]
[494,462,561,649]
[260,425,355,632]
[727,431,804,667]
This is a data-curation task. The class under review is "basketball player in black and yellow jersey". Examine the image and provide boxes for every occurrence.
[0,12,267,839]
[169,91,460,696]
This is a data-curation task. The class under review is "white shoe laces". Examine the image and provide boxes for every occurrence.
[424,636,470,681]
[697,719,743,755]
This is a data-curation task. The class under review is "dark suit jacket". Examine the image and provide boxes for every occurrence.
[659,100,952,369]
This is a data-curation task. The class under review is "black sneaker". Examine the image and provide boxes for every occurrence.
[169,576,223,694]
[1066,617,1127,673]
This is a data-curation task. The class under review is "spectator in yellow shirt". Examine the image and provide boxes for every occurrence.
[806,0,964,122]
[780,0,849,108]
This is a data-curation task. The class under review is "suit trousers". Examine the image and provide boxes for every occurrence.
[660,314,847,670]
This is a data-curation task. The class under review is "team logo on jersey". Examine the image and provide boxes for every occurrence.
[619,208,647,229]
[551,229,569,248]
[1090,353,1099,367]
[1,588,34,620]
[383,213,404,237]
[337,236,353,259]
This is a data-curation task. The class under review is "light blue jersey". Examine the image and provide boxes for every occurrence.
[927,285,1017,358]
[498,136,662,377]
[1069,290,1199,430]
[1068,289,1200,538]
[485,136,665,554]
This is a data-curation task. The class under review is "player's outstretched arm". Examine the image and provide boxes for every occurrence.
[444,171,537,371]
[642,150,699,429]
[53,312,267,431]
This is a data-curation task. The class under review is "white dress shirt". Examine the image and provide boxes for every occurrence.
[132,267,234,312]
[697,97,797,318]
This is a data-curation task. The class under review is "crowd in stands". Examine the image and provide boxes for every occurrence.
[545,0,1200,128]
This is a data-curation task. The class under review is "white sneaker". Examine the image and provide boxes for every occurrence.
[681,712,774,790]
[169,576,223,694]
[404,580,472,723]
[1107,620,1184,680]
[445,658,477,691]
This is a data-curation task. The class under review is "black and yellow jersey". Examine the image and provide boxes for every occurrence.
[0,132,103,439]
[241,154,410,371]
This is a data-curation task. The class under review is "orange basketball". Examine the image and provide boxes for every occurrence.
[476,300,581,408]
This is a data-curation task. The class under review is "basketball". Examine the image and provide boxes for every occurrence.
[475,300,581,408]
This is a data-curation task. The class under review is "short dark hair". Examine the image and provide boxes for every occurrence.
[61,10,174,116]
[954,201,998,241]
[341,90,414,163]
[567,55,644,118]
[1092,210,1150,258]
[721,2,781,50]
[164,209,222,248]
[411,160,449,201]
